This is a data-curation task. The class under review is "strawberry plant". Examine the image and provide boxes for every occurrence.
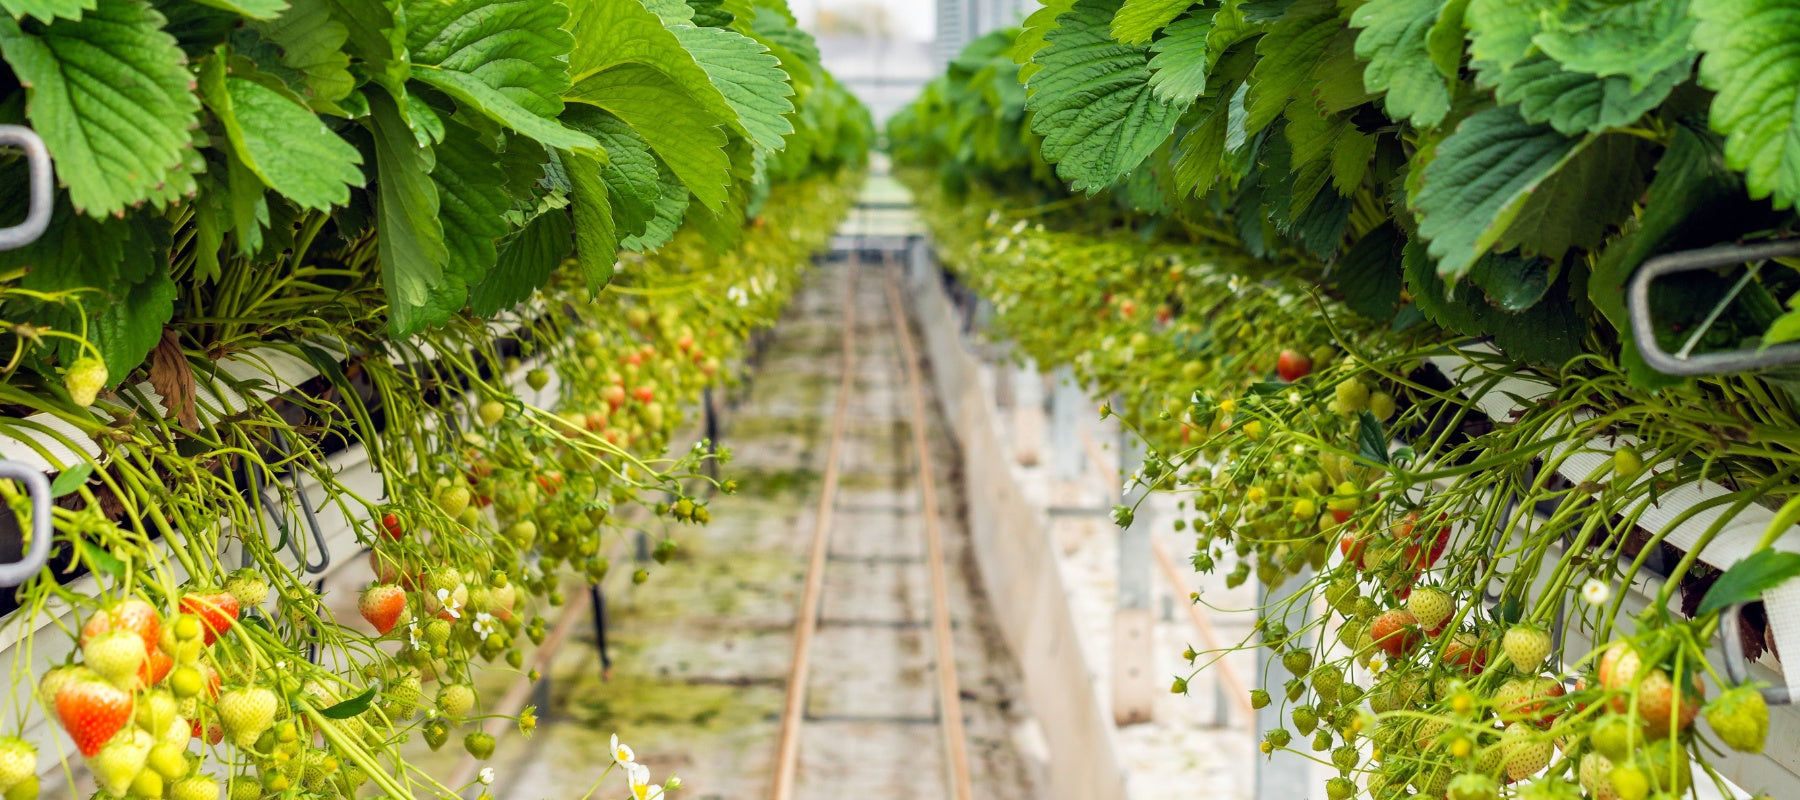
[895,10,1800,797]
[0,0,872,796]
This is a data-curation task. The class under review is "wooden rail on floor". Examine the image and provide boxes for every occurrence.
[885,267,976,800]
[768,260,859,800]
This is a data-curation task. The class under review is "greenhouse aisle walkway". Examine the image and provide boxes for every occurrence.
[398,256,1050,799]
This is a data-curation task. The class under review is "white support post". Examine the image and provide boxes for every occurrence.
[1050,367,1084,488]
[1013,359,1045,467]
[1255,573,1314,800]
[1112,426,1155,725]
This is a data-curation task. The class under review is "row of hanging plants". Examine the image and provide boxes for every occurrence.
[0,0,872,797]
[891,2,1800,798]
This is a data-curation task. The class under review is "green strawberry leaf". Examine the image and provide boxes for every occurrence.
[1491,52,1689,137]
[1351,0,1452,128]
[1491,131,1649,263]
[1531,0,1693,91]
[191,0,287,20]
[1147,12,1213,106]
[620,161,690,252]
[670,22,794,154]
[0,0,91,23]
[469,206,572,316]
[1333,222,1406,321]
[566,63,732,211]
[1112,0,1194,44]
[1693,0,1800,209]
[563,105,662,238]
[1698,550,1800,615]
[564,0,745,148]
[200,53,364,212]
[1027,0,1186,194]
[319,687,378,719]
[642,0,692,23]
[252,0,356,114]
[565,149,618,292]
[1015,0,1077,85]
[1412,105,1585,279]
[50,463,92,497]
[425,118,512,324]
[405,0,595,150]
[365,88,447,336]
[1356,410,1390,466]
[1463,0,1550,73]
[0,0,202,218]
[1245,9,1339,134]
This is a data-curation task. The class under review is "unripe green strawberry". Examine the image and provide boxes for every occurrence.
[1310,665,1343,705]
[525,369,550,391]
[464,732,495,759]
[1325,777,1356,800]
[64,357,108,407]
[136,689,179,736]
[1501,722,1552,781]
[83,630,147,687]
[1704,685,1769,754]
[1578,753,1616,797]
[1502,625,1552,671]
[147,738,187,781]
[1282,650,1313,676]
[170,776,219,800]
[1589,714,1633,761]
[424,618,453,646]
[217,687,278,749]
[437,485,472,519]
[1323,577,1359,613]
[1249,688,1270,709]
[1284,678,1305,702]
[1406,587,1453,632]
[438,683,475,718]
[477,401,506,428]
[4,775,36,800]
[0,737,35,791]
[423,718,450,751]
[1447,773,1499,800]
[1291,705,1318,735]
[1266,728,1291,748]
[222,570,269,609]
[131,767,164,798]
[1312,730,1332,751]
[1330,744,1358,771]
[92,728,152,795]
[1609,764,1649,800]
[227,777,259,800]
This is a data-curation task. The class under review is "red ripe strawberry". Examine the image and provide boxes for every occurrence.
[190,718,223,745]
[1339,534,1368,570]
[82,599,161,653]
[1277,349,1313,382]
[359,584,407,635]
[1369,610,1421,658]
[178,593,239,646]
[632,386,654,403]
[139,646,174,688]
[56,676,133,756]
[1442,633,1487,675]
[380,512,404,540]
[1400,513,1452,571]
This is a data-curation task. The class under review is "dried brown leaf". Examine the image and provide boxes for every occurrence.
[148,330,198,431]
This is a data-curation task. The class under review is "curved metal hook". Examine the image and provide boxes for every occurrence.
[0,126,53,252]
[0,462,53,587]
[1628,240,1800,376]
[1720,601,1792,705]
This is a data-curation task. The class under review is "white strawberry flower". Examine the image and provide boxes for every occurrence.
[436,588,462,620]
[629,763,660,799]
[473,612,496,638]
[611,734,635,765]
[1581,579,1612,606]
[478,767,495,786]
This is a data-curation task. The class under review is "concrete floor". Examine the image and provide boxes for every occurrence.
[426,260,1049,800]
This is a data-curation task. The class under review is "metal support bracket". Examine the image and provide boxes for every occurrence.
[1628,240,1800,375]
[0,126,52,252]
[0,461,53,587]
[1721,601,1793,706]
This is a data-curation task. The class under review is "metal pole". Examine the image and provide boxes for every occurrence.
[1050,367,1083,485]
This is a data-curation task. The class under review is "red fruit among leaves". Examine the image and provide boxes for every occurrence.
[1369,610,1421,658]
[1442,634,1487,675]
[1277,349,1313,382]
[56,676,133,756]
[359,584,407,635]
[178,593,239,646]
[380,512,403,540]
[139,647,173,688]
